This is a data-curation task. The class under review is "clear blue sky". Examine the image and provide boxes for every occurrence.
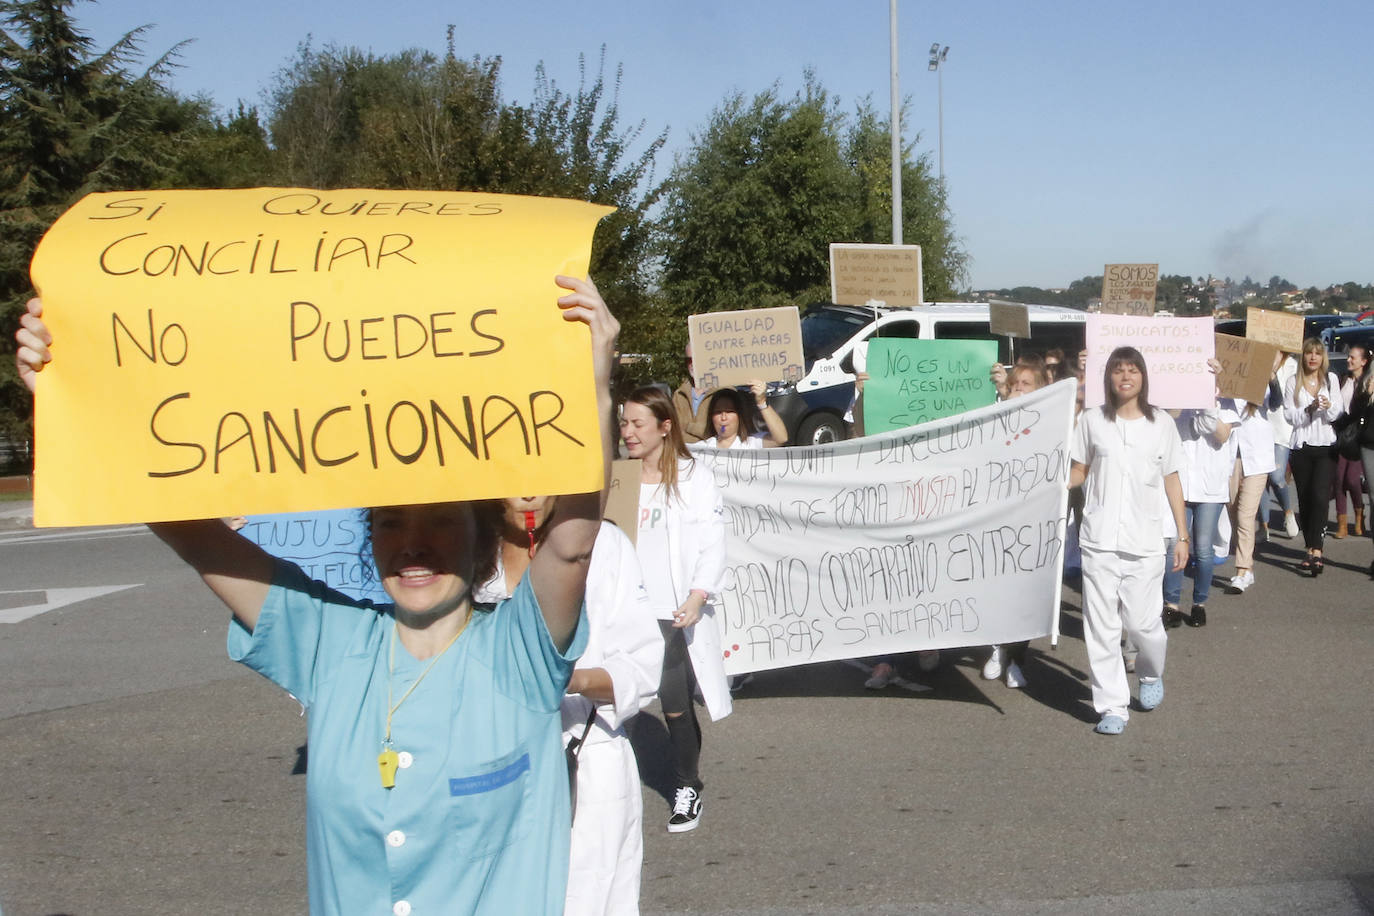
[78,0,1374,291]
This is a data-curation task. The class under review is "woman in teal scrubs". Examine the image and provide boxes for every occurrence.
[14,278,618,915]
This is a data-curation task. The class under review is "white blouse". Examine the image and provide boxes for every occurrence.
[1283,371,1343,448]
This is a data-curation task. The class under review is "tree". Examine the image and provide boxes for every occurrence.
[656,75,968,379]
[266,34,665,357]
[0,0,229,463]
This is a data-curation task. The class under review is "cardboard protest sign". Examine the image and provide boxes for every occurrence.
[829,243,923,306]
[691,379,1078,674]
[1101,263,1159,316]
[1246,306,1305,353]
[862,339,997,434]
[1083,314,1214,409]
[687,306,803,390]
[29,189,613,526]
[239,509,387,603]
[1214,333,1279,405]
[989,301,1031,338]
[604,459,641,545]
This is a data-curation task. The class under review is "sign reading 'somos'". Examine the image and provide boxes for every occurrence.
[687,306,803,390]
[829,243,923,306]
[1100,263,1159,316]
[29,189,613,526]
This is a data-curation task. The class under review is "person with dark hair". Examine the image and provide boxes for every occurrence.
[1332,344,1369,538]
[620,386,730,833]
[14,281,621,914]
[1283,338,1343,575]
[703,379,788,449]
[1069,347,1188,736]
[1348,350,1374,578]
[472,496,662,916]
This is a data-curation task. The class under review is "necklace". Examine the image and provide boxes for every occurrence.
[377,614,470,788]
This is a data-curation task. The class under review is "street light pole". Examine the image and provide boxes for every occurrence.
[928,43,949,182]
[889,0,902,245]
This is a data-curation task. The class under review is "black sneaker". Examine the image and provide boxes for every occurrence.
[667,786,703,833]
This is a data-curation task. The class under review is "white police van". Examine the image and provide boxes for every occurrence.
[770,301,1087,445]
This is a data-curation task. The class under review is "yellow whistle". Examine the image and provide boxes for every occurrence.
[378,748,400,788]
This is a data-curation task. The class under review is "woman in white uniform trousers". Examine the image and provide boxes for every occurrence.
[1069,346,1189,735]
[473,497,664,916]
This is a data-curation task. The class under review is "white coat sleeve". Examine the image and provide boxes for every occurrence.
[592,524,664,729]
[1282,376,1302,428]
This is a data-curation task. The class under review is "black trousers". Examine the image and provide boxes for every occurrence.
[1289,444,1334,549]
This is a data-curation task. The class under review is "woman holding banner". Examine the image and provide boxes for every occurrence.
[1069,346,1188,736]
[14,280,620,915]
[472,495,663,916]
[620,386,731,833]
[1283,338,1343,575]
[982,358,1052,687]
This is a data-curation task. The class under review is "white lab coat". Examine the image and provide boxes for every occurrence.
[650,458,732,722]
[475,521,664,916]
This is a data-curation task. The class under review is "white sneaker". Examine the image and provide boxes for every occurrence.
[981,646,1004,680]
[1004,661,1026,689]
[1228,570,1255,593]
[1283,513,1299,539]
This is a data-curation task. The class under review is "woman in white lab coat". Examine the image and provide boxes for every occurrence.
[473,496,664,916]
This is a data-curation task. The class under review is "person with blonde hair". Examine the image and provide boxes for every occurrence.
[1283,338,1343,575]
[982,358,1052,686]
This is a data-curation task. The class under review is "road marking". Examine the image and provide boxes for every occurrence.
[0,526,149,546]
[0,584,141,624]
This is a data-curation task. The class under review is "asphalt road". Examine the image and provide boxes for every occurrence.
[1,504,1371,915]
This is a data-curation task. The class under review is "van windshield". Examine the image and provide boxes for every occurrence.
[801,310,869,365]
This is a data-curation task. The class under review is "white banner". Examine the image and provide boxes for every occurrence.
[695,379,1078,675]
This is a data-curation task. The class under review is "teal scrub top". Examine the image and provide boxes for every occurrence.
[230,560,587,915]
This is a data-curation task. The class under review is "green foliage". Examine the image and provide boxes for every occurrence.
[653,76,969,385]
[266,33,666,332]
[0,1,265,466]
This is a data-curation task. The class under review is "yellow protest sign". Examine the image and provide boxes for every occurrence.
[30,189,614,527]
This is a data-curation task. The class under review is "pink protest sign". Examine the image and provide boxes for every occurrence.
[1083,314,1215,409]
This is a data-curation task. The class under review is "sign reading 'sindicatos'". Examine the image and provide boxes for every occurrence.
[30,189,613,526]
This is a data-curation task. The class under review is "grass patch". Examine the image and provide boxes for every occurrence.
[0,486,33,502]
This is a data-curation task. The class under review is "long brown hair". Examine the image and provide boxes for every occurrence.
[624,386,693,501]
[1293,337,1330,409]
[1101,346,1154,421]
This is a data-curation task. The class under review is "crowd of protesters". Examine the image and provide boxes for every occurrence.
[16,293,1374,910]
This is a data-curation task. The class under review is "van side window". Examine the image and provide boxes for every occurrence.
[934,320,1002,361]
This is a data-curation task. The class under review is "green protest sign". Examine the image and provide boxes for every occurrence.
[862,338,998,434]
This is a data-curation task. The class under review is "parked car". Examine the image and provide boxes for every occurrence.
[768,302,1087,445]
[1215,313,1353,343]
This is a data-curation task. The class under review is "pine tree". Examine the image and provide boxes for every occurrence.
[0,0,214,464]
